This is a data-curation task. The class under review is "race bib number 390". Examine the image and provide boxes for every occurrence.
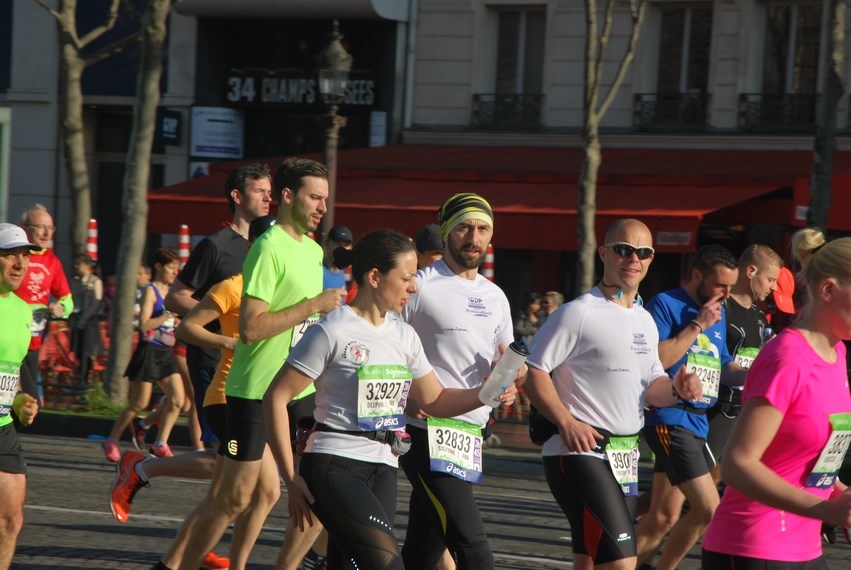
[356,364,411,431]
[426,418,484,483]
[806,413,851,489]
[605,436,640,497]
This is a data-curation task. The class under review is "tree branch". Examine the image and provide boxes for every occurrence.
[34,0,61,21]
[37,0,83,50]
[584,0,599,119]
[83,31,143,66]
[597,0,646,118]
[595,0,615,91]
[79,0,122,47]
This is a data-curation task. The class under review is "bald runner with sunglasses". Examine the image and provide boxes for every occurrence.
[524,218,702,570]
[635,244,748,570]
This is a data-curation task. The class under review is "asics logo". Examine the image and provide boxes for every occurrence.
[375,417,399,429]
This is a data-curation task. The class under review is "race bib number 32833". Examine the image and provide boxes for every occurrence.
[426,418,484,483]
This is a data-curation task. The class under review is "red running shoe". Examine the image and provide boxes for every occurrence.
[148,442,173,458]
[102,439,121,463]
[110,450,149,523]
[202,551,230,569]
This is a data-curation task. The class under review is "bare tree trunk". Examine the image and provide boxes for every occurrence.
[106,0,172,403]
[807,0,846,230]
[58,47,91,253]
[578,131,601,295]
[576,0,602,295]
[576,0,645,295]
[35,0,140,255]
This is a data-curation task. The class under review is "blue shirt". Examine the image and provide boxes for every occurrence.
[323,265,347,290]
[644,287,732,438]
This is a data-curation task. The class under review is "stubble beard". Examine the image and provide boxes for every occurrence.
[449,244,483,270]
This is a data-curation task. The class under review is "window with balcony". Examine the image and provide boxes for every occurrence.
[634,6,712,130]
[739,3,822,131]
[473,9,545,130]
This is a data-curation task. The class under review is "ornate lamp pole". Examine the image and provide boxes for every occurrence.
[316,20,352,244]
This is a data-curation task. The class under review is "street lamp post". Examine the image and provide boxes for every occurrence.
[316,20,352,244]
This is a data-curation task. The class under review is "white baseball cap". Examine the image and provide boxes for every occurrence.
[0,223,38,251]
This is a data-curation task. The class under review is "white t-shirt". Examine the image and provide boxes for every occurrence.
[527,287,666,456]
[287,305,432,466]
[400,259,514,429]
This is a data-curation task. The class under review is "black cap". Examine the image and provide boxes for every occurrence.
[328,225,353,244]
[415,224,443,252]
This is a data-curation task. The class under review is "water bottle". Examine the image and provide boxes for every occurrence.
[479,340,529,407]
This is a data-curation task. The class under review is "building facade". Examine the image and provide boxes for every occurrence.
[2,0,850,302]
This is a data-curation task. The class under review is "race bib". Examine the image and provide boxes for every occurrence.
[356,365,411,431]
[426,418,484,483]
[806,413,851,488]
[605,436,640,497]
[686,352,721,403]
[290,315,320,348]
[0,360,21,416]
[734,347,760,369]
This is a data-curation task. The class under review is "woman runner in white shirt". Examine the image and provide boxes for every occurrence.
[263,229,515,570]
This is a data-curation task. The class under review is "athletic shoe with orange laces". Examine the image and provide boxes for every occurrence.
[148,442,173,458]
[110,450,149,523]
[201,551,230,569]
[102,439,121,463]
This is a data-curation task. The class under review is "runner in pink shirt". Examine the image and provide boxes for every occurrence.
[702,227,851,569]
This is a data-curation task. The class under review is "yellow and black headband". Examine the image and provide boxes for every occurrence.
[438,193,494,240]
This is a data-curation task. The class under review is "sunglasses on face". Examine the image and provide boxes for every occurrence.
[606,242,655,260]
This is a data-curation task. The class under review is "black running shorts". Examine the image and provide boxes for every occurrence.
[223,396,266,462]
[202,403,227,456]
[543,454,637,564]
[702,548,829,570]
[0,423,27,474]
[642,424,711,486]
[124,342,179,383]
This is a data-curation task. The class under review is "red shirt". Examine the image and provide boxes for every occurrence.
[15,249,72,350]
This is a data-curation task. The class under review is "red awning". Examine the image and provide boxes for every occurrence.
[148,170,780,252]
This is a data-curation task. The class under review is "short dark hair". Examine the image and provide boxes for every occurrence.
[690,244,738,274]
[224,163,271,213]
[73,253,99,276]
[73,253,96,266]
[272,158,328,202]
[151,247,180,268]
[333,229,415,287]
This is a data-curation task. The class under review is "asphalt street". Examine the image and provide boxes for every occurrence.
[10,419,851,569]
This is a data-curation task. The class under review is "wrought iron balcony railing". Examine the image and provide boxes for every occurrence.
[632,92,710,131]
[738,93,817,132]
[471,93,544,130]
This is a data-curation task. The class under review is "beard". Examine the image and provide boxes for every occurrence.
[696,279,712,305]
[448,241,484,270]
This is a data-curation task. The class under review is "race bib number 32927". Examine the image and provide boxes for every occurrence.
[356,364,411,431]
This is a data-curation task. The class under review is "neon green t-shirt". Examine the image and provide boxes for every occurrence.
[226,226,323,400]
[0,293,35,427]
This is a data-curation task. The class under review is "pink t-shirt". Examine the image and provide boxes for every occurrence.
[703,328,851,561]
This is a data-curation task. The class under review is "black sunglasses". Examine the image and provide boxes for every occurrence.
[606,242,655,260]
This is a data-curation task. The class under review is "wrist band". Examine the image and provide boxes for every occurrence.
[690,319,704,334]
[671,382,680,401]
